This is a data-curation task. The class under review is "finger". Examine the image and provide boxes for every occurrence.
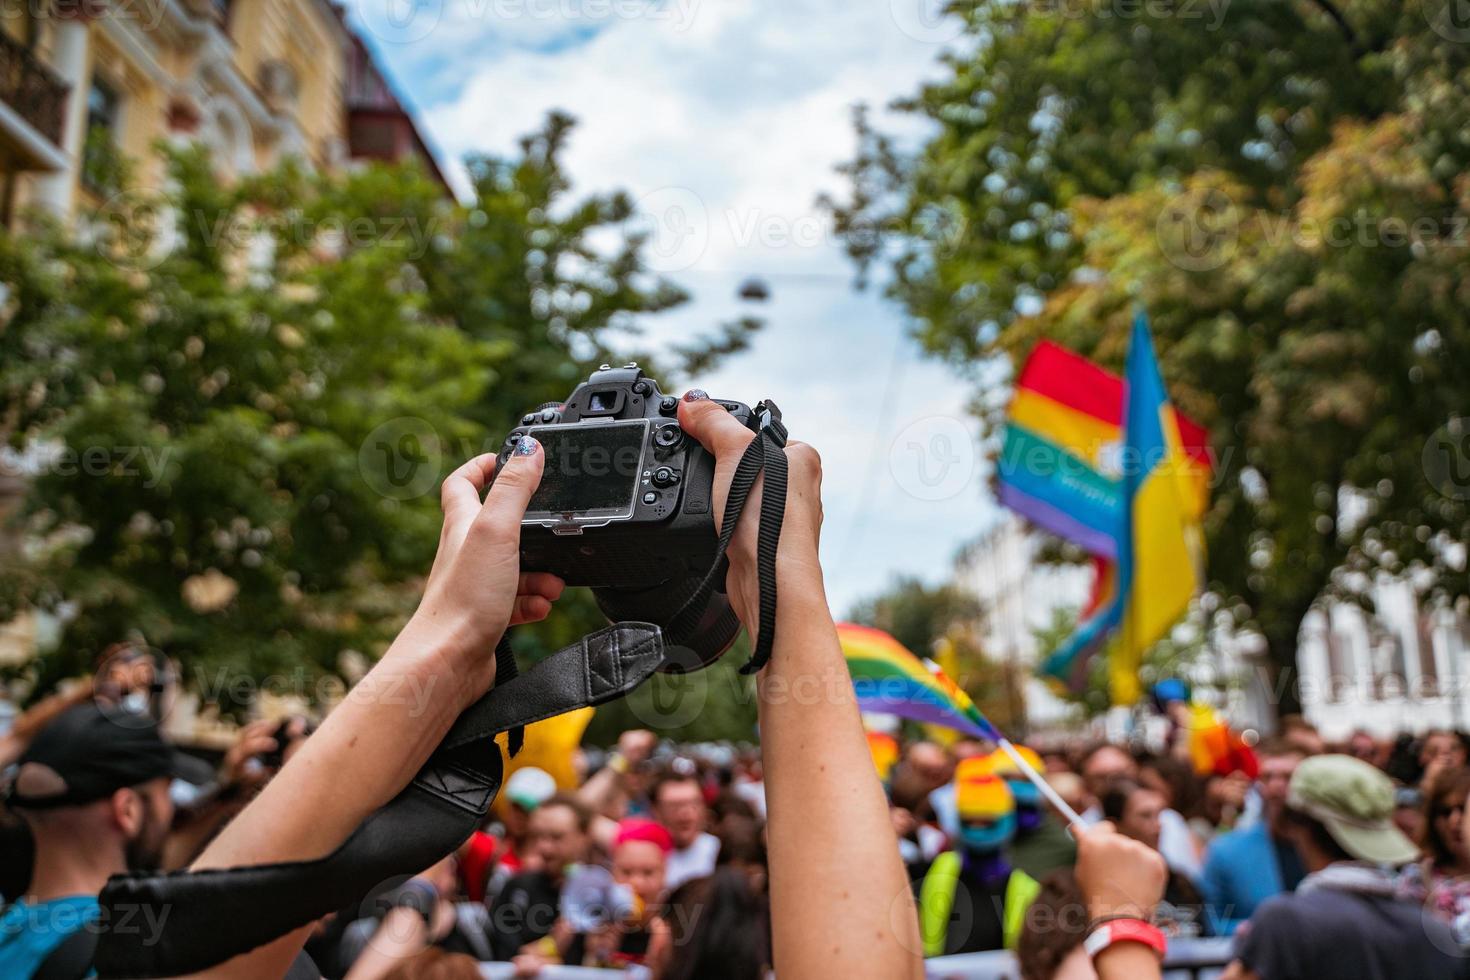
[234,736,277,760]
[510,594,553,624]
[677,392,756,457]
[441,453,499,529]
[477,437,545,533]
[517,572,565,601]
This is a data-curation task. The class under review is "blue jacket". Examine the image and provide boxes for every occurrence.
[1200,820,1284,934]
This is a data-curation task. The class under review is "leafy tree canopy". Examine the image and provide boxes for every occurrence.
[827,0,1470,715]
[0,115,759,735]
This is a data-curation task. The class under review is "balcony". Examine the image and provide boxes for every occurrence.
[0,30,70,172]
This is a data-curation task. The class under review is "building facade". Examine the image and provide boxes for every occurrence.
[0,0,445,227]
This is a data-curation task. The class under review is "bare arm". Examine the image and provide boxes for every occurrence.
[679,395,923,980]
[190,447,560,978]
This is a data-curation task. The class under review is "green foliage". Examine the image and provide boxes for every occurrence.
[0,116,756,735]
[828,0,1470,715]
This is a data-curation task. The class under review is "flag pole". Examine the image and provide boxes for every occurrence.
[996,738,1087,829]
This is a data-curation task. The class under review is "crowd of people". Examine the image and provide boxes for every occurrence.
[4,396,1466,980]
[10,653,1470,980]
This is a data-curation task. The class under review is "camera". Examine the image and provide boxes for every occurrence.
[494,363,759,671]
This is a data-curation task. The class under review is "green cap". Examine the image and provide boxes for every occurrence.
[1286,754,1420,865]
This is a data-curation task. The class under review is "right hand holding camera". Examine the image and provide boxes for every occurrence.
[677,391,826,640]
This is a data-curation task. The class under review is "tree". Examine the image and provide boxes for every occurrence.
[0,115,759,732]
[826,0,1470,717]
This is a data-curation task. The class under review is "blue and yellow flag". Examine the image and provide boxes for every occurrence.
[1038,311,1203,703]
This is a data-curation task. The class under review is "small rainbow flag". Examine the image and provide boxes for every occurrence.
[838,623,1000,741]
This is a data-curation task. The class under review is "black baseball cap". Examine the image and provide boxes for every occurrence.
[8,703,182,809]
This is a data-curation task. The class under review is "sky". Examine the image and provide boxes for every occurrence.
[345,0,1002,615]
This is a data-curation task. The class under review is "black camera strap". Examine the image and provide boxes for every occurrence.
[664,400,788,674]
[93,400,790,977]
[94,623,664,978]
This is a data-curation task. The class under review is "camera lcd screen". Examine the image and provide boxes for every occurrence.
[522,420,647,521]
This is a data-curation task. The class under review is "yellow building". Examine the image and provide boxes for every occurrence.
[0,0,445,226]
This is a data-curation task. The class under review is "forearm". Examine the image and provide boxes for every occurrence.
[755,564,922,979]
[189,622,481,977]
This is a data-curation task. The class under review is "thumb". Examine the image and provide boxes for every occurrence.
[677,390,755,458]
[480,436,546,529]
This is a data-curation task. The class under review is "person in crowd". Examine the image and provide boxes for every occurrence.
[1015,869,1092,980]
[1201,769,1253,838]
[1346,730,1380,766]
[459,765,556,904]
[651,769,720,890]
[1392,781,1426,842]
[919,762,1039,955]
[1419,729,1469,792]
[1201,737,1307,933]
[489,793,592,961]
[1079,743,1137,820]
[340,856,497,975]
[1048,771,1089,822]
[657,867,771,980]
[1100,779,1210,937]
[899,740,955,798]
[593,817,673,967]
[1220,755,1463,980]
[1278,716,1327,759]
[577,729,658,849]
[0,703,180,976]
[982,744,1077,878]
[715,815,769,895]
[1400,767,1470,935]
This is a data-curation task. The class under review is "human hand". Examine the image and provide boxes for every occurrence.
[402,449,565,711]
[219,719,280,794]
[1074,821,1167,923]
[676,392,825,634]
[617,729,658,766]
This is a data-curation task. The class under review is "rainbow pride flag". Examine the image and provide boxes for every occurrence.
[998,339,1212,557]
[1034,313,1205,702]
[838,623,1000,741]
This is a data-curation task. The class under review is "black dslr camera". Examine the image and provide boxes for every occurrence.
[494,363,760,671]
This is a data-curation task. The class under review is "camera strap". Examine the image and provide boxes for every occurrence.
[94,622,665,978]
[93,400,789,977]
[665,400,787,674]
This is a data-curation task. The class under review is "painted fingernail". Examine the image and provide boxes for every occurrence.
[683,389,708,402]
[513,436,539,456]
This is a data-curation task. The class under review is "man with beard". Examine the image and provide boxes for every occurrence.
[0,704,179,978]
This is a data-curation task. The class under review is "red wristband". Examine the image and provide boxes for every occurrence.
[1083,917,1167,961]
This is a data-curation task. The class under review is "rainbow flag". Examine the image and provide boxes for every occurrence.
[1035,312,1204,702]
[998,339,1212,557]
[838,623,1000,741]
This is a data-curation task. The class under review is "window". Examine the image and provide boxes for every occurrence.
[80,77,123,195]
